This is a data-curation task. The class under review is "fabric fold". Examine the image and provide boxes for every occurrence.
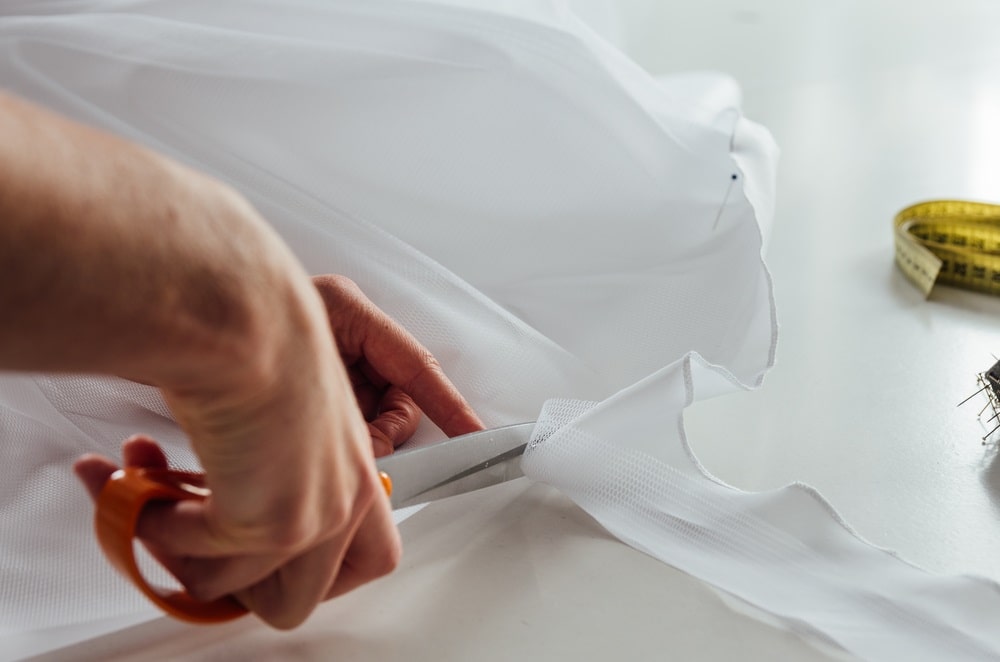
[522,354,1000,660]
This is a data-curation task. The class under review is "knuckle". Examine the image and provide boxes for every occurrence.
[184,580,218,603]
[358,511,402,579]
[259,514,319,554]
[312,274,362,317]
[372,536,402,577]
[328,273,358,290]
[238,578,316,631]
[418,349,442,371]
[173,559,231,603]
[324,507,354,539]
[313,274,359,300]
[404,351,444,390]
[256,603,312,631]
[249,482,370,554]
[378,408,410,437]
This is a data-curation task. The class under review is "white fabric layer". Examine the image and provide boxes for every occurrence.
[0,1,991,659]
[522,357,1000,661]
[0,0,775,638]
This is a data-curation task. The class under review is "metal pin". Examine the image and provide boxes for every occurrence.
[961,358,1000,444]
[711,173,738,232]
[958,383,989,407]
[983,422,1000,442]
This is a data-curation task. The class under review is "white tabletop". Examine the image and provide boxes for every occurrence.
[682,0,1000,585]
[24,1,1000,659]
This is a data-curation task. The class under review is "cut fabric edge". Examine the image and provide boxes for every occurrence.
[521,354,1000,660]
[707,585,856,661]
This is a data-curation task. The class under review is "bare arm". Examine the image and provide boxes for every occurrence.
[0,91,303,386]
[0,92,400,629]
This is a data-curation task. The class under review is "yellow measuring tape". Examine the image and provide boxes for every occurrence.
[894,200,1000,297]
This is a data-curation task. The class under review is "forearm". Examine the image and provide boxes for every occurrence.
[0,91,318,390]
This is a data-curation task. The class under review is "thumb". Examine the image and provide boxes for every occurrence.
[73,454,119,501]
[74,434,171,499]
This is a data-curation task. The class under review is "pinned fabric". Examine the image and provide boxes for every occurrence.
[1,1,993,659]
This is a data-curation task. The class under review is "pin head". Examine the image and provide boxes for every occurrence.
[959,357,1000,444]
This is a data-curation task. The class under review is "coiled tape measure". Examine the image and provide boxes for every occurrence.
[894,200,1000,297]
[895,200,1000,441]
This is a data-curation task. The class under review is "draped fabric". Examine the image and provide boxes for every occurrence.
[8,2,988,660]
[0,1,775,638]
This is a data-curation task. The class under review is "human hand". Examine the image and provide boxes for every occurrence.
[73,262,401,628]
[312,274,484,457]
[74,273,483,626]
[66,173,410,628]
[75,433,399,626]
[0,91,430,629]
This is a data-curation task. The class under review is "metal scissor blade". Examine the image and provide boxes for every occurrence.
[375,422,535,508]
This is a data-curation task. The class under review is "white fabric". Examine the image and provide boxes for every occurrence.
[1,1,994,660]
[522,357,1000,660]
[0,0,771,637]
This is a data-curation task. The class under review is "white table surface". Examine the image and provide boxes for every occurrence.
[24,1,1000,659]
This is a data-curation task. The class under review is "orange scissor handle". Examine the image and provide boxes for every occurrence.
[95,468,248,623]
[95,467,394,624]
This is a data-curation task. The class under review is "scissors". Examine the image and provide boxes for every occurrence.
[94,422,535,624]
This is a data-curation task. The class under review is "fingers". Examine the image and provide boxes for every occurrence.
[73,454,119,500]
[73,436,263,598]
[239,516,364,629]
[225,489,399,629]
[122,435,170,469]
[387,350,484,438]
[368,386,421,457]
[73,434,170,500]
[77,433,401,630]
[134,498,239,557]
[313,274,484,438]
[359,314,482,436]
[348,364,382,421]
[323,491,401,601]
[74,436,252,561]
[158,550,283,603]
[147,474,396,628]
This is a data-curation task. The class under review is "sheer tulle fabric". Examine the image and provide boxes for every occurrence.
[3,2,994,660]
